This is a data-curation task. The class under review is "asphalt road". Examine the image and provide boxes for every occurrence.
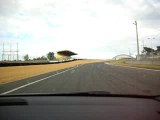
[0,62,160,95]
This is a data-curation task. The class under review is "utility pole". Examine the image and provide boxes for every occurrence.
[133,21,140,60]
[17,42,19,61]
[2,42,19,61]
[147,37,155,64]
[10,43,12,61]
[129,48,131,56]
[142,40,144,48]
[2,43,4,61]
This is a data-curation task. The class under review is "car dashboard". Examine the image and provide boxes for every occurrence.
[0,95,160,120]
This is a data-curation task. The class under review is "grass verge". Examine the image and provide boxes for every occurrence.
[106,59,160,70]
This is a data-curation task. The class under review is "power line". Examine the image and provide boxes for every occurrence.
[1,42,19,61]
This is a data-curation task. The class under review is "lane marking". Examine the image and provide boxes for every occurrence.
[104,62,160,72]
[70,70,75,74]
[104,62,110,65]
[1,66,79,95]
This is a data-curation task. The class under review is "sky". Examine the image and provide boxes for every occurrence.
[0,0,160,60]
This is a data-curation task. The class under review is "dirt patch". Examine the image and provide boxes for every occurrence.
[0,60,103,84]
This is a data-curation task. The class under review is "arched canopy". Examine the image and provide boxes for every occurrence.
[113,54,134,60]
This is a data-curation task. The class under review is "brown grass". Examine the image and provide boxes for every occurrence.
[0,60,103,84]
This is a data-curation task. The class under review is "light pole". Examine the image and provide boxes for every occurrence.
[147,37,155,63]
[147,37,155,49]
[142,40,144,48]
[133,21,140,60]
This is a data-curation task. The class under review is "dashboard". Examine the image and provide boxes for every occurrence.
[0,96,160,120]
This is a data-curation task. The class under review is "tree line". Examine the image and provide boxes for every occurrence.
[142,46,160,55]
[23,52,55,61]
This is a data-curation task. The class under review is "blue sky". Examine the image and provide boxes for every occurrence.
[0,0,160,60]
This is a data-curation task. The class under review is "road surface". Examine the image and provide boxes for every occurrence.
[0,62,160,95]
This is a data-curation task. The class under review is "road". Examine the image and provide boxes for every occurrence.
[0,62,160,95]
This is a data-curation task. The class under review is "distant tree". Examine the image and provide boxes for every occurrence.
[47,52,54,60]
[143,47,155,55]
[157,46,160,52]
[33,56,47,61]
[40,56,48,60]
[154,46,160,55]
[24,54,29,61]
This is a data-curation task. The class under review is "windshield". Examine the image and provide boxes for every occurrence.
[0,0,160,96]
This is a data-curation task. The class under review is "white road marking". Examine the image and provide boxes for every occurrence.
[104,62,110,65]
[1,66,78,95]
[105,63,160,72]
[70,70,75,73]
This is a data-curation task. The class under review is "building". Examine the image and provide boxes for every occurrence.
[55,50,77,61]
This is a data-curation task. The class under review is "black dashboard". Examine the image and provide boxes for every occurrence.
[0,95,160,120]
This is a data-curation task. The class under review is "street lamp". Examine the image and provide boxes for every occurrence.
[133,21,140,60]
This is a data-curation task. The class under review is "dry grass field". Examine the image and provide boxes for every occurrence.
[0,60,103,84]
